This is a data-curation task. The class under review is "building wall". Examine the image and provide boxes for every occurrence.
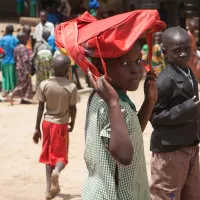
[0,0,17,19]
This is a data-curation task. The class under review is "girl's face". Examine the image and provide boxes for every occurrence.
[106,41,143,92]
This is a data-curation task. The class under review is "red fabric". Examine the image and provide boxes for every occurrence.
[55,10,166,77]
[0,47,4,54]
[39,120,69,167]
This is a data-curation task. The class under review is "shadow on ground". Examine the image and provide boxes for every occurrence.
[57,193,81,200]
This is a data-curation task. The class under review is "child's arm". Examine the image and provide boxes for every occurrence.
[151,73,199,126]
[89,73,133,166]
[151,91,198,126]
[68,85,79,132]
[138,71,158,132]
[68,105,77,132]
[33,101,44,144]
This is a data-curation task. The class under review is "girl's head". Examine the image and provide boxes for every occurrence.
[55,10,166,86]
[91,40,143,92]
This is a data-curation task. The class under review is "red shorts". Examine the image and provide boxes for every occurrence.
[39,120,69,167]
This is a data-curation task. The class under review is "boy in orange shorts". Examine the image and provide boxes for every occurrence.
[33,55,79,200]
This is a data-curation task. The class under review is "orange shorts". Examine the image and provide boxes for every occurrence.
[39,120,69,167]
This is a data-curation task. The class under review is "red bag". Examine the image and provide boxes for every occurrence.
[55,10,166,77]
[0,47,4,54]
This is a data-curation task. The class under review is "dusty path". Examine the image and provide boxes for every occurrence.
[0,81,159,200]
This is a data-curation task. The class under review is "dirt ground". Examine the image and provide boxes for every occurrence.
[0,79,154,200]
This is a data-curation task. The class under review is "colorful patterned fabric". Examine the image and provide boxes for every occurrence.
[12,69,33,99]
[82,93,150,200]
[14,44,31,72]
[35,49,53,86]
[12,44,33,99]
[142,43,165,74]
[33,41,53,86]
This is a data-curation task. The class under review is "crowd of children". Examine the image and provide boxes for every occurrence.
[0,9,90,104]
[1,3,200,200]
[31,9,200,200]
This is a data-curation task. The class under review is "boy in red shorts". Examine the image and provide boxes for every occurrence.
[33,55,79,200]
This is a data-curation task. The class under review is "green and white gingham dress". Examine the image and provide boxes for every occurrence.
[82,93,150,200]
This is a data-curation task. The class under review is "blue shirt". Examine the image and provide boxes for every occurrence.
[48,35,57,52]
[16,0,24,2]
[0,34,18,64]
[47,13,59,25]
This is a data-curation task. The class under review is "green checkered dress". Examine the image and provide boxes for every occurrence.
[82,93,150,200]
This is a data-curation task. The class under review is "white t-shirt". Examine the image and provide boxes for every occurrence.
[34,22,55,41]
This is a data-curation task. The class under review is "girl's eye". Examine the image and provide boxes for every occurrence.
[122,61,128,66]
[135,59,141,64]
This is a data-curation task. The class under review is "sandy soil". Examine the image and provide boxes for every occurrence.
[0,80,156,200]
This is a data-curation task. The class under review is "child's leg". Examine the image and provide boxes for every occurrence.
[55,161,65,173]
[49,123,68,197]
[50,161,65,195]
[46,164,53,199]
[181,146,200,200]
[150,148,191,200]
[72,67,83,89]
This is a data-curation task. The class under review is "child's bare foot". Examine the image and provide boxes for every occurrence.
[50,171,60,198]
[45,191,52,200]
[6,95,13,106]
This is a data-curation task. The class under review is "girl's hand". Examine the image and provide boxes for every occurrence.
[144,70,158,105]
[88,70,119,107]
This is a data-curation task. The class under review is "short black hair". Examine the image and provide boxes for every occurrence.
[40,10,47,15]
[52,55,71,76]
[42,29,51,41]
[23,25,31,34]
[162,27,189,50]
[6,25,14,34]
[17,32,27,43]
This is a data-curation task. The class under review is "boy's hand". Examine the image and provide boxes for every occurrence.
[88,70,119,107]
[33,130,41,144]
[144,70,158,105]
[68,122,74,132]
[193,96,200,113]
